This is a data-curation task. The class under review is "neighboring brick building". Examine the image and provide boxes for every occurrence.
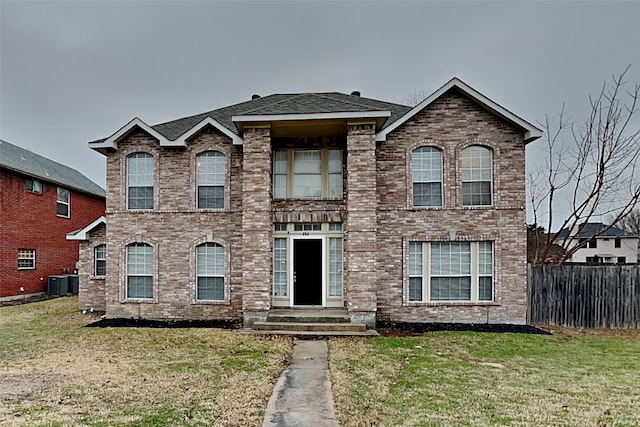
[0,140,106,299]
[82,78,541,326]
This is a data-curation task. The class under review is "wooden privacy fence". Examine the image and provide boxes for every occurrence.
[527,264,640,329]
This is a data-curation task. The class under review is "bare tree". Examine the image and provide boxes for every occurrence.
[400,88,432,107]
[610,209,640,235]
[528,66,640,264]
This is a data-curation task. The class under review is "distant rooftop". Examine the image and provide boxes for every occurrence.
[556,222,638,239]
[0,139,105,198]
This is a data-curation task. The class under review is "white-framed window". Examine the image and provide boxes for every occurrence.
[196,151,225,209]
[408,241,493,302]
[273,238,287,297]
[461,146,492,206]
[57,187,70,217]
[196,243,225,301]
[412,146,442,207]
[328,237,343,297]
[26,179,42,194]
[127,153,154,210]
[94,244,106,277]
[273,149,343,199]
[126,243,153,299]
[18,249,36,269]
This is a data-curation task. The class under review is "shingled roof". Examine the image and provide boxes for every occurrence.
[556,223,638,238]
[0,139,105,198]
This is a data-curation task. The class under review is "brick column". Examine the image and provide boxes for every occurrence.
[241,127,272,326]
[345,123,378,328]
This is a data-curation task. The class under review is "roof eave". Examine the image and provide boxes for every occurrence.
[65,216,106,241]
[175,116,243,146]
[232,111,391,134]
[375,77,543,143]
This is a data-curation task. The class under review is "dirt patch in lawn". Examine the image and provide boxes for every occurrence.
[0,374,62,401]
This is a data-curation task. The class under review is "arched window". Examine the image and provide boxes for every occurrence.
[196,152,225,209]
[126,243,153,299]
[127,153,154,209]
[196,243,225,300]
[412,147,442,207]
[461,146,492,206]
[94,244,106,277]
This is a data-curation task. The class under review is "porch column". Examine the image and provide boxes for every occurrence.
[345,123,378,328]
[241,126,272,326]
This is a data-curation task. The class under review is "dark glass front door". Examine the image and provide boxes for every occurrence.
[293,239,322,305]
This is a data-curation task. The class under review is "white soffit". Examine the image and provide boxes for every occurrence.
[66,216,106,241]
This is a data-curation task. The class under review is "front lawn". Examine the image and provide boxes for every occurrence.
[0,297,292,427]
[329,328,640,426]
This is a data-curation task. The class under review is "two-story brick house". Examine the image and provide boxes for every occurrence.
[0,140,106,299]
[81,78,541,326]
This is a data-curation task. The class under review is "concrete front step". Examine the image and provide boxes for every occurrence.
[266,309,350,324]
[249,329,380,338]
[253,321,366,332]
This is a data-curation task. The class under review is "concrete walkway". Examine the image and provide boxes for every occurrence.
[263,340,340,427]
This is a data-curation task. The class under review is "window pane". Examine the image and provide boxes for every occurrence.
[127,153,154,186]
[57,202,69,217]
[461,146,491,206]
[293,150,322,197]
[409,242,423,276]
[430,242,470,275]
[95,245,106,276]
[413,183,442,207]
[293,150,321,173]
[127,276,153,299]
[292,174,322,197]
[409,277,423,302]
[329,223,343,231]
[478,277,492,301]
[197,152,225,186]
[127,244,153,275]
[198,186,224,209]
[57,188,70,203]
[430,277,471,301]
[328,173,343,198]
[196,244,224,276]
[328,150,342,173]
[273,175,287,199]
[197,277,224,301]
[329,238,343,297]
[274,238,287,296]
[462,182,491,206]
[128,187,154,210]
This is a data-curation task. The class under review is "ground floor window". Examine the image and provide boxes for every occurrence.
[409,241,493,302]
[196,243,225,300]
[18,249,36,269]
[94,244,106,276]
[126,243,153,299]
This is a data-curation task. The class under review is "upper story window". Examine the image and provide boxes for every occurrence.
[412,147,443,207]
[615,238,622,248]
[26,179,42,194]
[127,153,154,210]
[461,146,492,206]
[18,249,36,270]
[273,149,343,199]
[196,243,225,301]
[126,243,153,299]
[94,244,106,277]
[196,151,225,209]
[57,187,70,217]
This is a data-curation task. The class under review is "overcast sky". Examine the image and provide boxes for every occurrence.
[1,1,639,225]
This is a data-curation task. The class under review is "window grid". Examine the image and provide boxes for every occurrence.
[57,187,70,217]
[273,149,343,199]
[94,244,106,276]
[197,152,225,209]
[329,238,343,297]
[196,243,225,301]
[412,147,443,207]
[294,224,321,231]
[273,238,287,297]
[18,249,35,269]
[408,241,493,302]
[461,146,492,206]
[126,243,153,299]
[127,153,154,210]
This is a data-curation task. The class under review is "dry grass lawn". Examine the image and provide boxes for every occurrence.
[0,297,292,427]
[329,328,640,426]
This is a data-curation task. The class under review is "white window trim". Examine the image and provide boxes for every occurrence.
[406,240,495,304]
[18,249,36,270]
[93,244,106,278]
[272,149,343,200]
[120,240,159,303]
[126,152,155,211]
[460,145,493,207]
[57,187,70,218]
[190,236,230,305]
[26,179,42,194]
[195,243,226,302]
[196,151,226,210]
[411,146,444,208]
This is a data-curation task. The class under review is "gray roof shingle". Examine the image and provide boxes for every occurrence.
[556,222,638,238]
[0,139,106,198]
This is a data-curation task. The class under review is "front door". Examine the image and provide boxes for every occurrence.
[293,239,322,305]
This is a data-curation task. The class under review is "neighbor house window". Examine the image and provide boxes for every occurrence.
[126,243,153,299]
[412,147,442,207]
[461,146,492,206]
[26,179,42,194]
[408,241,493,302]
[196,243,225,301]
[588,238,597,248]
[273,149,343,199]
[127,153,154,210]
[57,187,70,217]
[18,249,36,269]
[196,151,225,209]
[614,238,621,248]
[94,244,106,277]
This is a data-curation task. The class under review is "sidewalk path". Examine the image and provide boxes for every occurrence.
[263,340,340,427]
